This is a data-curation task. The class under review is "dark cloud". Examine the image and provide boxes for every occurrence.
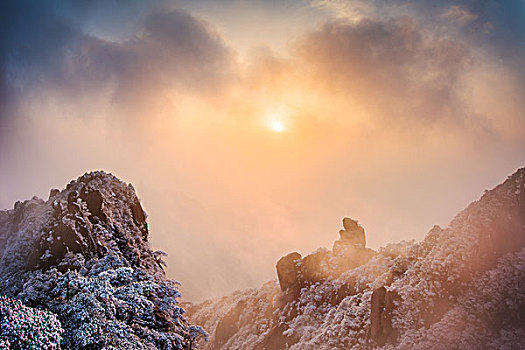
[0,0,234,121]
[0,1,79,114]
[69,9,234,116]
[314,0,525,63]
[293,17,473,124]
[402,0,525,47]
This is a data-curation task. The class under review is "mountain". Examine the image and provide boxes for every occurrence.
[2,168,524,349]
[0,171,206,349]
[187,167,525,349]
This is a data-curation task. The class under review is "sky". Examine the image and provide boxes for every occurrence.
[1,0,525,301]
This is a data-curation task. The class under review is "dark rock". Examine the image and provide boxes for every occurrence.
[215,300,246,347]
[301,249,331,285]
[276,252,302,294]
[370,287,399,346]
[130,196,148,240]
[337,217,366,248]
[82,188,105,221]
[330,279,356,306]
[49,189,59,200]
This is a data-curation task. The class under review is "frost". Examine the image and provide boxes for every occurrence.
[0,295,63,349]
[0,171,206,349]
[188,167,525,350]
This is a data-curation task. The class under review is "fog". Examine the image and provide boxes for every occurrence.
[1,0,524,301]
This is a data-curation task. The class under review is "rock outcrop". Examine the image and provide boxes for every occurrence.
[188,167,525,350]
[370,287,399,346]
[0,171,206,349]
[276,252,303,295]
[275,218,376,296]
[336,217,366,249]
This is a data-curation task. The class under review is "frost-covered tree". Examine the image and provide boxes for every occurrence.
[188,167,525,350]
[0,171,206,349]
[0,295,63,349]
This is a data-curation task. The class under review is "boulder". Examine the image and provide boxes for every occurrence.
[276,252,302,294]
[302,249,331,284]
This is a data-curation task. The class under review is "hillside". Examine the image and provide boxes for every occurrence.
[0,171,206,349]
[1,168,524,349]
[188,167,525,349]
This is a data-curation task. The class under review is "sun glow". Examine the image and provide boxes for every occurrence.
[265,108,289,133]
[271,120,285,133]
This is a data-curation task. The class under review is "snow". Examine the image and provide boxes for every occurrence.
[0,171,206,349]
[188,167,525,350]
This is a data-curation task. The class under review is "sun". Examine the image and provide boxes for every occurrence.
[271,120,285,133]
[264,108,289,133]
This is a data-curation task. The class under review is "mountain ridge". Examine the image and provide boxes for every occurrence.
[187,167,525,349]
[1,168,524,349]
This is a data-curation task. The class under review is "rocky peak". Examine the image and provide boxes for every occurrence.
[0,171,206,349]
[0,171,163,288]
[275,217,376,296]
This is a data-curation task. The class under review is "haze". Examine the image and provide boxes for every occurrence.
[1,0,524,301]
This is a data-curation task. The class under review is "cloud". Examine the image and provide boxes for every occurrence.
[0,1,235,124]
[1,0,524,302]
[74,9,235,117]
[292,17,473,127]
[440,5,478,25]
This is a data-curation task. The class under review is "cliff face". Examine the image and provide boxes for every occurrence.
[0,171,206,349]
[188,167,525,349]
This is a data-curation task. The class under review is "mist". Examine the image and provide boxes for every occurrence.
[1,0,525,301]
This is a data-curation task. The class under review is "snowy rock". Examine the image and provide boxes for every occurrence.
[0,171,206,349]
[276,219,375,296]
[188,167,525,350]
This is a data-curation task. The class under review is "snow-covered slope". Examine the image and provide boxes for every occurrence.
[188,167,525,350]
[0,171,206,349]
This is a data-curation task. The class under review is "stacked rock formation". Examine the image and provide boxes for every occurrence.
[276,217,376,296]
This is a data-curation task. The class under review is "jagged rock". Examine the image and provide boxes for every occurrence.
[333,217,366,255]
[276,252,302,294]
[0,171,206,349]
[0,172,162,276]
[276,219,375,295]
[339,217,366,247]
[187,167,525,350]
[49,189,60,200]
[370,287,399,346]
